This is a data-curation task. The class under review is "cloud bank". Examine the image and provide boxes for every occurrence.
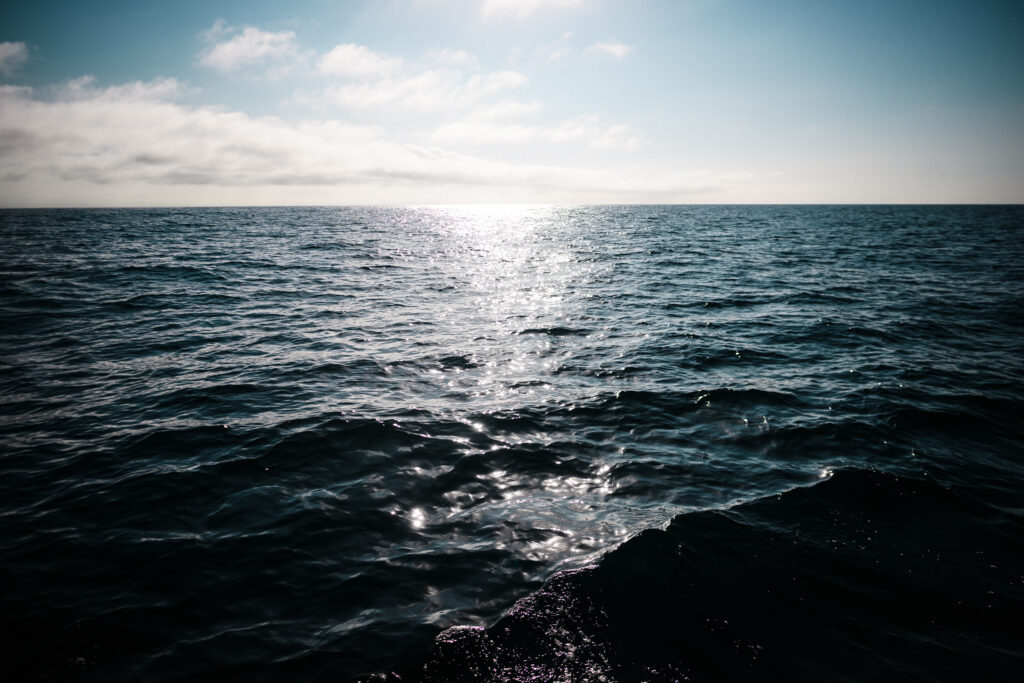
[0,21,762,206]
[0,76,745,206]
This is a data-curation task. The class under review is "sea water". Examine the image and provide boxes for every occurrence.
[1,205,1022,680]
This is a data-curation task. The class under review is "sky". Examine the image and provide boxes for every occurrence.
[0,0,1022,206]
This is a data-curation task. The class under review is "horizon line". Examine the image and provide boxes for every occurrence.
[2,202,1023,211]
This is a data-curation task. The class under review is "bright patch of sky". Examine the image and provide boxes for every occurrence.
[1,0,1022,206]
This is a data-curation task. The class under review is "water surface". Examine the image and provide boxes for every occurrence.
[1,205,1022,680]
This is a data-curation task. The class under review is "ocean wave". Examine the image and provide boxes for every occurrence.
[388,469,1023,681]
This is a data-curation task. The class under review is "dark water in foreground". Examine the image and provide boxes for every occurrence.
[1,205,1022,681]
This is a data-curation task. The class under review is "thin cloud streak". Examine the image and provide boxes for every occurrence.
[432,114,646,150]
[318,68,528,113]
[480,0,585,20]
[534,33,575,62]
[585,41,633,59]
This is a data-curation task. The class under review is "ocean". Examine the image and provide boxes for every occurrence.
[1,205,1022,681]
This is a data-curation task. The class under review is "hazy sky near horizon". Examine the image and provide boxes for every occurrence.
[1,0,1022,206]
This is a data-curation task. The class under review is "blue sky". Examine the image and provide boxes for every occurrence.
[1,0,1022,205]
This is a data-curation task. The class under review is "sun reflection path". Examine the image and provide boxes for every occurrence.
[407,205,611,414]
[375,206,656,577]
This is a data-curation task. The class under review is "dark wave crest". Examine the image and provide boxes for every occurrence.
[390,469,1023,682]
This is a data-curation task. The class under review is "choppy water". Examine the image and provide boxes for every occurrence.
[1,205,1022,681]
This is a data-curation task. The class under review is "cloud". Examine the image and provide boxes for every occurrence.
[427,48,480,70]
[307,42,521,116]
[199,21,302,75]
[531,35,632,63]
[432,121,538,145]
[0,76,416,190]
[585,41,633,59]
[318,44,403,78]
[432,114,646,150]
[550,115,645,150]
[0,42,29,76]
[480,0,585,20]
[586,123,645,150]
[58,75,186,101]
[535,33,575,62]
[0,76,745,205]
[320,67,528,114]
[466,99,543,121]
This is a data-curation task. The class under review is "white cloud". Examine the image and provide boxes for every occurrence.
[587,123,646,150]
[548,115,646,150]
[585,41,633,59]
[309,42,521,116]
[0,77,429,191]
[535,33,575,62]
[480,0,585,20]
[427,48,480,70]
[475,70,529,94]
[0,84,32,98]
[0,28,718,205]
[466,99,543,121]
[531,35,632,63]
[433,114,645,150]
[0,42,29,76]
[59,75,185,101]
[432,120,539,144]
[321,67,527,113]
[0,76,743,205]
[199,22,301,75]
[318,44,403,79]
